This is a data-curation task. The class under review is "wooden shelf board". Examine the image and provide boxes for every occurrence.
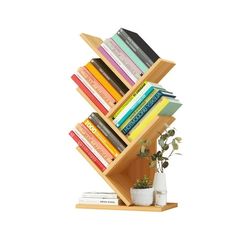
[80,33,132,89]
[76,202,178,212]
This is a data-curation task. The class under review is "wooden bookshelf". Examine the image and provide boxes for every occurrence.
[72,32,178,211]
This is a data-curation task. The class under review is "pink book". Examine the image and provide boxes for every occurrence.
[98,46,135,86]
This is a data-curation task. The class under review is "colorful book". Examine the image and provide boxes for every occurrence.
[98,46,135,86]
[83,118,120,158]
[114,82,163,127]
[79,67,116,107]
[112,34,148,73]
[118,28,160,67]
[71,74,108,115]
[79,197,121,205]
[91,58,129,96]
[89,112,127,152]
[81,192,118,199]
[127,97,182,141]
[121,91,176,134]
[86,62,123,102]
[76,123,114,163]
[69,130,106,172]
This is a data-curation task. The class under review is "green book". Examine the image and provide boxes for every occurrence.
[112,34,149,73]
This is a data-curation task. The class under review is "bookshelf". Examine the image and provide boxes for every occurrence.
[73,33,178,212]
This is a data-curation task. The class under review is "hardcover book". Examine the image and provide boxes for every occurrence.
[81,192,118,199]
[79,197,121,205]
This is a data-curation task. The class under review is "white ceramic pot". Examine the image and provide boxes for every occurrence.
[130,187,154,206]
[153,172,167,206]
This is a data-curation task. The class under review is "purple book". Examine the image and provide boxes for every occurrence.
[98,46,135,86]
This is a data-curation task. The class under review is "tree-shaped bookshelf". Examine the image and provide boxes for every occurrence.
[73,33,178,212]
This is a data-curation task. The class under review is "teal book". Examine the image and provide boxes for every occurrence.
[112,34,149,73]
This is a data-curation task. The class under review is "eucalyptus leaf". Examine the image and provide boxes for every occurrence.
[162,161,169,168]
[158,138,165,147]
[175,137,182,143]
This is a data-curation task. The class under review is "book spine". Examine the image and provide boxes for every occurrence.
[81,193,118,199]
[113,82,147,119]
[74,129,110,167]
[101,43,138,83]
[76,72,111,110]
[79,67,116,107]
[77,123,114,162]
[79,197,120,205]
[71,74,108,115]
[112,34,148,73]
[89,113,126,152]
[98,46,135,86]
[91,59,127,96]
[69,131,106,172]
[86,62,122,102]
[127,98,170,141]
[83,118,120,158]
[118,29,154,68]
[105,38,143,78]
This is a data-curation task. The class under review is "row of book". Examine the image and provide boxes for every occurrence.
[79,192,121,206]
[112,82,182,141]
[71,58,129,115]
[99,28,160,85]
[69,112,127,172]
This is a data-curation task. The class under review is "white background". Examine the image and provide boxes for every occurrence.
[0,0,236,235]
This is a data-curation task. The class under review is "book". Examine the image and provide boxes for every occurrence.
[78,67,116,107]
[81,192,118,199]
[104,38,143,79]
[79,197,121,205]
[71,74,108,115]
[91,58,129,96]
[85,62,123,102]
[118,28,160,67]
[121,90,176,134]
[69,130,106,172]
[98,46,135,86]
[112,34,148,73]
[114,82,163,127]
[76,123,114,163]
[127,97,182,141]
[83,118,120,158]
[74,129,109,167]
[89,112,127,152]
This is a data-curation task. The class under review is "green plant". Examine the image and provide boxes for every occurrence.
[133,176,152,189]
[138,125,182,173]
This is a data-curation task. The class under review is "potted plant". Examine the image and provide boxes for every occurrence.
[130,176,154,206]
[138,125,182,206]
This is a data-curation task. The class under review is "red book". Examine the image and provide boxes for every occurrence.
[71,74,108,115]
[69,130,106,172]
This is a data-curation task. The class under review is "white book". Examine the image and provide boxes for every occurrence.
[79,197,121,205]
[81,192,118,199]
[75,72,111,111]
[101,42,138,83]
[74,129,109,168]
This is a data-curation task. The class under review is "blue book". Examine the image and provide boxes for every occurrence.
[122,91,176,134]
[116,86,155,127]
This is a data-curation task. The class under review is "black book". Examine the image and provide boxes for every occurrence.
[118,28,160,67]
[89,112,127,152]
[90,58,129,96]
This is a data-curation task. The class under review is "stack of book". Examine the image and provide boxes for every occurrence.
[69,112,127,172]
[112,82,182,141]
[79,192,121,205]
[71,58,129,115]
[99,28,160,85]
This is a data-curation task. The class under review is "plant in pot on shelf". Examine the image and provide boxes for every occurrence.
[139,125,182,206]
[130,176,154,206]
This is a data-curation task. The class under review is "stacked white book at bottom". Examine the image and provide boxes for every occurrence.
[79,192,121,205]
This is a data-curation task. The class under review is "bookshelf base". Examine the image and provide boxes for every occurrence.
[76,202,177,212]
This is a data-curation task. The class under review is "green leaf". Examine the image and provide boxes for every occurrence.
[175,153,182,155]
[158,138,165,147]
[175,137,182,143]
[168,129,175,136]
[172,139,179,150]
[162,161,169,168]
[163,144,169,151]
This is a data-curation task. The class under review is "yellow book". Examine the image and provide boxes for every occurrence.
[127,97,170,141]
[83,118,120,157]
[113,81,147,119]
[86,62,122,102]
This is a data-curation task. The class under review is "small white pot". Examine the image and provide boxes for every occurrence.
[130,187,154,206]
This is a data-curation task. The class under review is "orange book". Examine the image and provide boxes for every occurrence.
[85,62,122,102]
[83,118,120,158]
